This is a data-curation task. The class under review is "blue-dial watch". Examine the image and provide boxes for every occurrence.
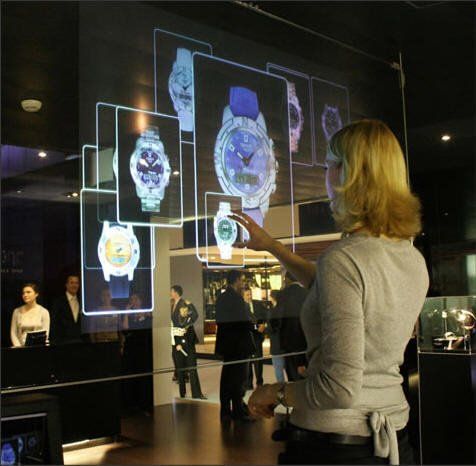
[214,86,278,227]
[129,126,171,213]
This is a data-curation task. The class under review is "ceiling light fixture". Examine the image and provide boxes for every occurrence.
[441,134,451,142]
[38,151,47,158]
[21,99,42,113]
[72,192,79,198]
[16,190,22,194]
[172,170,180,176]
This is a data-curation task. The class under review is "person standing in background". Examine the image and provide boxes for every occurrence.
[10,283,50,347]
[50,274,84,344]
[215,270,255,421]
[243,286,267,389]
[278,271,308,381]
[267,289,286,383]
[170,285,206,400]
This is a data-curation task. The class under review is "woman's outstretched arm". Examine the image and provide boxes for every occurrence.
[230,212,316,288]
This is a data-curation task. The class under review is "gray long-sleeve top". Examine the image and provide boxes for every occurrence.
[288,234,429,464]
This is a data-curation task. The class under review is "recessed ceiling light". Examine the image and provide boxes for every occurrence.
[441,134,451,142]
[172,170,180,176]
[21,99,42,112]
[72,192,79,198]
[16,190,22,194]
[67,194,72,198]
[38,151,47,158]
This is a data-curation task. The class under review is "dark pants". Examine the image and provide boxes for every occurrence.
[278,429,415,465]
[284,353,306,381]
[220,357,249,417]
[173,345,203,398]
[248,334,264,387]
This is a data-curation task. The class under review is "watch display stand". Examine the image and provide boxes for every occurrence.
[417,296,476,464]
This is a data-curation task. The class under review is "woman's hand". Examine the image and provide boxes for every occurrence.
[248,383,280,419]
[229,211,277,252]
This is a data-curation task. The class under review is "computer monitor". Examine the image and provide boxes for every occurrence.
[24,331,47,347]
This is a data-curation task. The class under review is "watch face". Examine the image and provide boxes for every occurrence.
[217,218,235,242]
[223,128,269,195]
[322,104,343,141]
[105,231,133,268]
[1,443,16,466]
[169,66,193,111]
[289,103,301,130]
[136,148,164,187]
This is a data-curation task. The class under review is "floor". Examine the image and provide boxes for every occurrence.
[64,361,287,465]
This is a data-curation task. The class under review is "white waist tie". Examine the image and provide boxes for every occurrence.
[369,411,399,465]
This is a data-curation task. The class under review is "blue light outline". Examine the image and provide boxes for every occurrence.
[114,105,184,229]
[204,191,245,270]
[266,63,314,168]
[192,52,296,261]
[310,76,351,167]
[80,188,155,316]
[81,188,156,271]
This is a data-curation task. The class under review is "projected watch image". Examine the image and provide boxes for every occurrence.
[288,82,304,153]
[214,86,278,227]
[168,48,193,132]
[97,221,140,299]
[129,126,171,213]
[213,202,238,260]
[321,103,343,142]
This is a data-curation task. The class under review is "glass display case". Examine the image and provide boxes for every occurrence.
[418,296,476,353]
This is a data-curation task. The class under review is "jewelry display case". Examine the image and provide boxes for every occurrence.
[418,296,476,353]
[418,296,476,464]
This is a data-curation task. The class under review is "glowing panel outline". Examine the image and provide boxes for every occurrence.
[81,144,98,189]
[114,105,184,229]
[192,52,296,263]
[266,63,314,168]
[95,102,119,190]
[204,191,245,270]
[80,187,155,316]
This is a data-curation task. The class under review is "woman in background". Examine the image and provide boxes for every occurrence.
[10,283,50,347]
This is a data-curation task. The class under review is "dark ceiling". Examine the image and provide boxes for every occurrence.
[1,1,474,206]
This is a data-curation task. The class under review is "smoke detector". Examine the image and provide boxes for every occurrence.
[21,99,42,112]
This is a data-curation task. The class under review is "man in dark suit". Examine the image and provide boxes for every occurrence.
[279,271,308,381]
[215,270,255,421]
[243,287,267,389]
[50,274,85,344]
[170,285,206,400]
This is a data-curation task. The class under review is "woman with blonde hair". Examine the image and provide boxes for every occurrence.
[232,119,428,465]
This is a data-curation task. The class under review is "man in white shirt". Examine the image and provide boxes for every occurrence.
[50,274,85,344]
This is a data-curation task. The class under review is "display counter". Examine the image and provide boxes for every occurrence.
[1,342,122,444]
[418,296,476,464]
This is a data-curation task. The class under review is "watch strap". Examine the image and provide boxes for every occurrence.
[110,275,130,299]
[243,207,263,227]
[230,87,259,120]
[141,196,162,212]
[176,48,192,66]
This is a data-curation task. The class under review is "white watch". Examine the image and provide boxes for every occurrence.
[213,202,238,260]
[97,221,140,298]
[168,48,193,132]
